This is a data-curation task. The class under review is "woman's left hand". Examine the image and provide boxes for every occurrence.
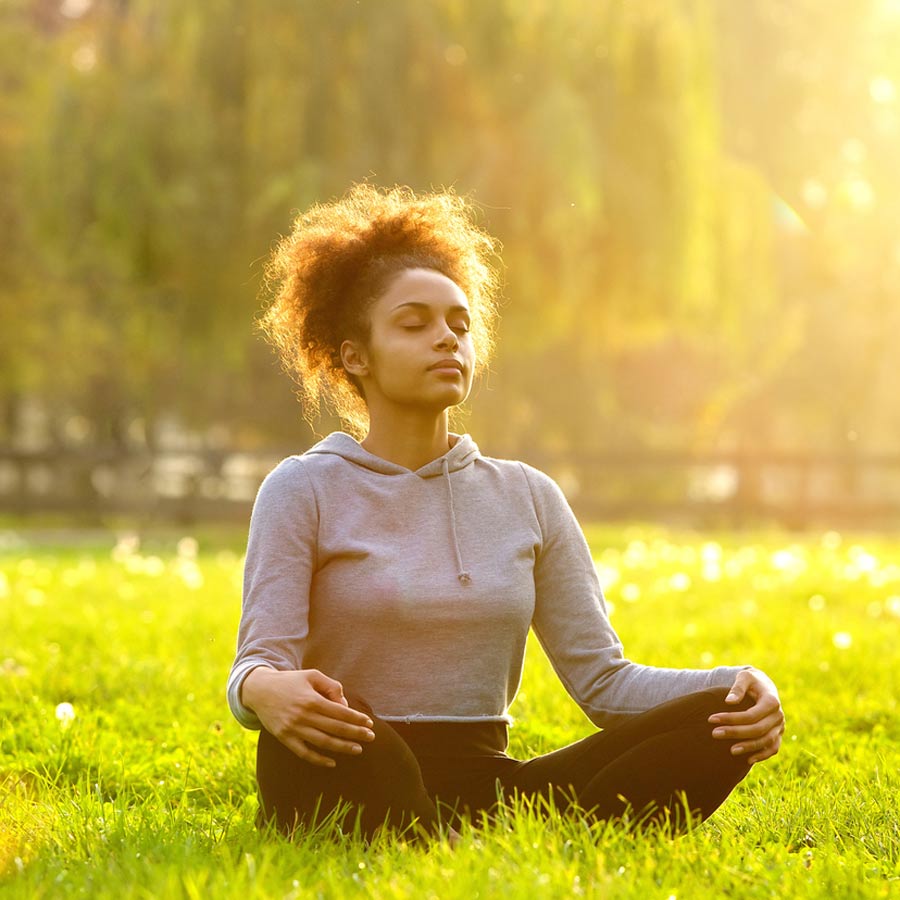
[708,668,785,765]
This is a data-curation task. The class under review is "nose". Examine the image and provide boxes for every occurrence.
[434,324,459,351]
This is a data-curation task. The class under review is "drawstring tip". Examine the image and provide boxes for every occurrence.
[458,572,472,585]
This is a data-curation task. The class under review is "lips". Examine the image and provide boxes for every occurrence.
[428,359,464,372]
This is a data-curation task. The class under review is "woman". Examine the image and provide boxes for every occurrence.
[227,183,784,842]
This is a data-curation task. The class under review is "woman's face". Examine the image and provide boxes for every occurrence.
[342,267,475,414]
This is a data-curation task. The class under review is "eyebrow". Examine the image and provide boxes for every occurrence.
[390,301,470,317]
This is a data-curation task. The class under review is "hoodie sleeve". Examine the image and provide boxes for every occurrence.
[521,464,748,729]
[226,457,319,730]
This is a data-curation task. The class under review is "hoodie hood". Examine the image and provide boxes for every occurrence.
[304,431,480,478]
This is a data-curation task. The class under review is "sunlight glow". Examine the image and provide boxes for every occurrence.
[71,43,97,73]
[802,178,828,209]
[840,176,876,211]
[870,76,896,104]
[60,0,93,18]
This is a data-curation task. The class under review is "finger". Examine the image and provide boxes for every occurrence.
[725,683,745,704]
[309,694,375,727]
[724,670,754,704]
[711,711,784,740]
[748,743,781,764]
[709,709,767,727]
[306,669,348,704]
[302,711,376,743]
[729,732,776,755]
[727,718,785,754]
[283,738,338,769]
[731,732,782,761]
[293,725,366,757]
[709,696,781,726]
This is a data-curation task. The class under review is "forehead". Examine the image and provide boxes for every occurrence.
[377,267,469,312]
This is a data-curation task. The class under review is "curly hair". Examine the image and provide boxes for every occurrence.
[257,182,503,437]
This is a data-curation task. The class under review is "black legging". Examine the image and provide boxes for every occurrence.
[256,686,752,840]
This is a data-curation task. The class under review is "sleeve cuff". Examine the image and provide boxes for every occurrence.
[226,661,274,730]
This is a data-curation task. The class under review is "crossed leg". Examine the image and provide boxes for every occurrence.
[254,687,752,840]
[495,687,753,828]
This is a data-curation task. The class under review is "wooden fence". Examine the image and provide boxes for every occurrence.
[521,449,900,528]
[1,445,899,528]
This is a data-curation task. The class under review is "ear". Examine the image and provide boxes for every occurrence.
[340,339,369,378]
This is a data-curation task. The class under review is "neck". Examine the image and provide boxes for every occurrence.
[361,410,453,471]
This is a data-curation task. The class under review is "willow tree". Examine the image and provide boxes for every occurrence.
[8,0,884,461]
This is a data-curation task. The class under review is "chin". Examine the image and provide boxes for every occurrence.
[441,389,469,407]
[422,394,465,413]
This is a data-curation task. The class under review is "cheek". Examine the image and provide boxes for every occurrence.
[370,346,417,385]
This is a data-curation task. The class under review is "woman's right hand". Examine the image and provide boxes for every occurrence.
[241,667,376,767]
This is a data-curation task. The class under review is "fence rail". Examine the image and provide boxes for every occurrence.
[1,445,899,528]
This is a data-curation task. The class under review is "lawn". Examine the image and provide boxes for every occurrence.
[1,523,898,898]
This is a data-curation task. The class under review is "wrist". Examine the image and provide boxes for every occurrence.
[240,665,277,712]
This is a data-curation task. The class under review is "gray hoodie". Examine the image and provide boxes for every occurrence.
[227,432,745,730]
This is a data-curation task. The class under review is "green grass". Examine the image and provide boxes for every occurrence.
[1,523,899,898]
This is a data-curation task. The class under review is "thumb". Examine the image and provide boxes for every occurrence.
[726,673,749,704]
[308,670,348,706]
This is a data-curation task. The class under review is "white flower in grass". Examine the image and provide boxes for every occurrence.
[669,572,691,592]
[848,545,878,573]
[771,548,792,569]
[177,537,198,559]
[55,702,76,728]
[174,557,204,589]
[112,533,140,562]
[701,542,722,563]
[832,632,853,649]
[143,556,165,577]
[180,564,204,590]
[594,563,619,591]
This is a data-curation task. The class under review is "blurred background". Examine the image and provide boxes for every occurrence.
[1,0,898,527]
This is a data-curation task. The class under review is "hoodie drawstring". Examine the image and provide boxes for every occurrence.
[442,457,472,585]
